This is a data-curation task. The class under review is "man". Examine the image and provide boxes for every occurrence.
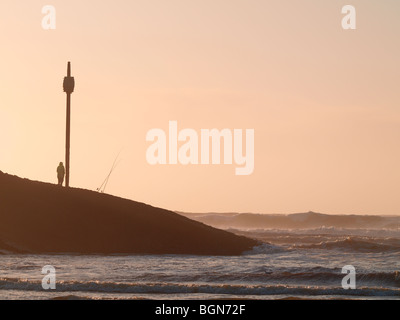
[57,162,65,186]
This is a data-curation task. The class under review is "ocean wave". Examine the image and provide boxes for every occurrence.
[228,227,400,239]
[255,269,400,286]
[243,243,288,255]
[188,212,400,231]
[0,278,399,297]
[291,237,400,252]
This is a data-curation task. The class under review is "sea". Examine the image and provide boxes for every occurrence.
[0,212,399,300]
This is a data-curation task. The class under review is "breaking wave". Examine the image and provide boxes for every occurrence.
[243,243,288,255]
[291,237,400,253]
[184,212,400,231]
[0,278,399,297]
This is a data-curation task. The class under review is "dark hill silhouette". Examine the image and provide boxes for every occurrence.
[0,171,258,255]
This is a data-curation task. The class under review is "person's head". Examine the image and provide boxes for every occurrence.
[59,162,63,166]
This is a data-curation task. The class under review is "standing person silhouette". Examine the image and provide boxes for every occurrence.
[57,162,65,186]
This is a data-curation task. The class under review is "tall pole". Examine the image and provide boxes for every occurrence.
[63,62,75,187]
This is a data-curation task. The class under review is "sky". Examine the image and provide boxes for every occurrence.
[0,0,399,215]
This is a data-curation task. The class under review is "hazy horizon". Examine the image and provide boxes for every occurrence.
[177,210,399,217]
[1,0,399,215]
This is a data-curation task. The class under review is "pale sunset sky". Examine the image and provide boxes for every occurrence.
[0,1,399,214]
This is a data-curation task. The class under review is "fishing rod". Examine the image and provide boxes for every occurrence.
[97,150,122,193]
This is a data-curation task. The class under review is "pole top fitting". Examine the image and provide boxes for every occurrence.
[63,61,75,94]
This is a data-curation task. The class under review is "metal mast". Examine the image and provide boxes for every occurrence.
[63,62,75,187]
